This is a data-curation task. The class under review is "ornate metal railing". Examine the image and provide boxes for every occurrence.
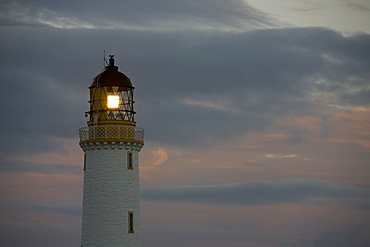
[79,125,144,143]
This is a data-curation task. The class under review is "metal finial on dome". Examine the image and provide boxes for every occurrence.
[109,55,115,67]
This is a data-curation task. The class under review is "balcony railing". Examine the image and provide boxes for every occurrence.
[79,125,144,143]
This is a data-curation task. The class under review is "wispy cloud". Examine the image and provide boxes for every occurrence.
[294,0,321,5]
[286,0,322,13]
[0,0,276,31]
[339,1,370,11]
[265,154,298,158]
[141,179,370,206]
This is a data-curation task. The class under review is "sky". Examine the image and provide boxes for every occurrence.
[0,0,370,246]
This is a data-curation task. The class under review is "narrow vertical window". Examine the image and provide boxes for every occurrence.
[128,211,134,233]
[83,153,86,171]
[127,152,133,170]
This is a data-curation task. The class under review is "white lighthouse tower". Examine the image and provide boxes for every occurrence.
[79,55,144,247]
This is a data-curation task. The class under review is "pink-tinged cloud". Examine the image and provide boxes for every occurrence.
[151,147,168,165]
[8,138,83,166]
[287,7,312,13]
[0,173,82,204]
[330,108,370,148]
[339,2,370,11]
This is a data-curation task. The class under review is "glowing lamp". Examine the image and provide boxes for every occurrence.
[107,95,120,108]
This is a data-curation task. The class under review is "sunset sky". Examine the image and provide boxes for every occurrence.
[1,0,370,246]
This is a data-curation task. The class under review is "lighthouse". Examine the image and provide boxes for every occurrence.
[79,55,144,247]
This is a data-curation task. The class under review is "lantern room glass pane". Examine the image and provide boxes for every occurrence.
[89,86,136,123]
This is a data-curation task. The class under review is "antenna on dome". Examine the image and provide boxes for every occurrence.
[103,50,109,67]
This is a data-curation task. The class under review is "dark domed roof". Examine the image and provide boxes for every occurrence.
[90,56,133,88]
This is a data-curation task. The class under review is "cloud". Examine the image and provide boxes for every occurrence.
[339,2,370,12]
[0,0,276,31]
[1,27,369,153]
[0,201,82,217]
[265,154,298,159]
[134,28,370,147]
[0,158,81,175]
[0,224,81,247]
[314,231,354,247]
[141,179,370,206]
[151,147,169,165]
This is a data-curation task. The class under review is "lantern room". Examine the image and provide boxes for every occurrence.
[87,55,136,126]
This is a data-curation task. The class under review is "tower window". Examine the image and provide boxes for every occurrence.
[128,211,134,233]
[127,152,133,170]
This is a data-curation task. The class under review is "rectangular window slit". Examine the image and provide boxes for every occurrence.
[127,152,133,170]
[128,211,134,233]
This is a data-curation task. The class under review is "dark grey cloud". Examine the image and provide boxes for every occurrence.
[131,28,370,146]
[0,220,81,247]
[314,231,354,247]
[0,0,275,30]
[1,27,369,154]
[280,229,370,247]
[0,68,86,155]
[0,201,81,217]
[0,158,82,175]
[141,179,370,206]
[314,228,370,247]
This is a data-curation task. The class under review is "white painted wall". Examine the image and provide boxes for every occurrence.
[80,142,143,247]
